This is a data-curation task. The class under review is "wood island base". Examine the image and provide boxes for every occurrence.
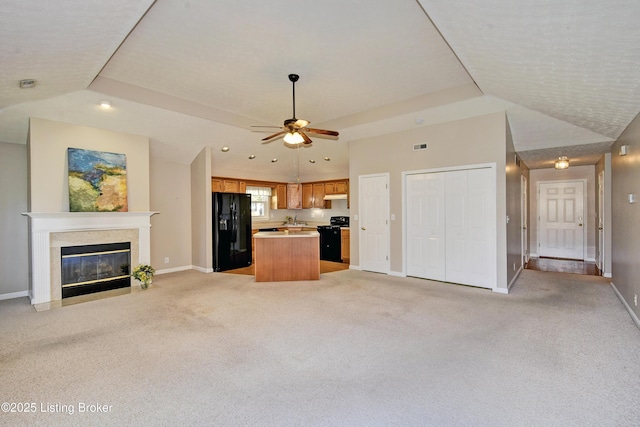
[253,231,320,282]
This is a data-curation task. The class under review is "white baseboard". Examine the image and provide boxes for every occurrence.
[610,281,640,330]
[389,270,405,277]
[493,287,509,294]
[349,264,361,270]
[585,257,596,262]
[191,265,213,273]
[505,266,523,292]
[155,265,193,275]
[604,272,612,278]
[529,253,538,259]
[0,290,29,301]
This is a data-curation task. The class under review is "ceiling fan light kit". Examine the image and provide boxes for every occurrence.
[283,131,305,144]
[255,74,339,146]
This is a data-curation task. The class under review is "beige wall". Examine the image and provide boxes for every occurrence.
[611,112,640,321]
[150,157,192,271]
[190,147,212,271]
[349,112,510,290]
[0,142,29,296]
[529,165,596,261]
[28,118,150,212]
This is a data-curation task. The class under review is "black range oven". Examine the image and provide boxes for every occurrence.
[317,216,349,262]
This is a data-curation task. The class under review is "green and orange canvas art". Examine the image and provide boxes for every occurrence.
[67,148,128,212]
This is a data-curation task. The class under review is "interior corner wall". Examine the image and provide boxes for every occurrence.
[348,111,509,289]
[28,118,150,212]
[0,142,29,297]
[505,117,523,286]
[611,112,640,321]
[529,165,596,261]
[190,146,212,272]
[150,157,192,271]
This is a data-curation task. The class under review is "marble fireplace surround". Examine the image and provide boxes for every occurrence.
[23,212,156,307]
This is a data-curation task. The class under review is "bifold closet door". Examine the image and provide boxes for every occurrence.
[445,168,493,287]
[406,173,445,281]
[406,168,494,288]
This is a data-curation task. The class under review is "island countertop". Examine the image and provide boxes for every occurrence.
[253,230,319,238]
[253,230,320,282]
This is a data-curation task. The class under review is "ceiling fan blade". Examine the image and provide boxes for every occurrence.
[251,125,282,129]
[305,127,339,137]
[300,130,313,144]
[261,130,286,142]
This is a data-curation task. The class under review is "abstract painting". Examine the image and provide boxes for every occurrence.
[68,148,128,212]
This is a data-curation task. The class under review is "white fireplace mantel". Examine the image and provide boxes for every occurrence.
[22,212,158,305]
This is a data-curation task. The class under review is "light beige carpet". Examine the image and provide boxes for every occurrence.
[1,269,639,426]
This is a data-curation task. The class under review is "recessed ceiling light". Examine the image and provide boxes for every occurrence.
[415,117,424,125]
[271,158,278,163]
[309,159,316,163]
[98,100,111,108]
[19,79,37,89]
[221,146,229,152]
[324,157,331,161]
[248,154,256,159]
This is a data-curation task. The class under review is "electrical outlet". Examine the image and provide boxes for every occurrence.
[164,257,169,264]
[634,294,638,307]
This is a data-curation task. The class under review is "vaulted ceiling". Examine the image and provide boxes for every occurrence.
[2,0,639,179]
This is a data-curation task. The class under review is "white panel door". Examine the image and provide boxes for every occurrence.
[521,175,528,266]
[597,171,604,270]
[406,173,445,281]
[445,168,494,287]
[538,181,584,260]
[359,174,389,274]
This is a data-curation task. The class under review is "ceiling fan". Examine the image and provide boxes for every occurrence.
[253,74,339,146]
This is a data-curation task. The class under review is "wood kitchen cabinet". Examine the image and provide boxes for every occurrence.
[211,178,246,193]
[275,184,287,209]
[312,183,326,208]
[302,183,313,209]
[302,182,328,209]
[325,180,348,195]
[341,228,350,264]
[211,178,223,192]
[287,183,302,209]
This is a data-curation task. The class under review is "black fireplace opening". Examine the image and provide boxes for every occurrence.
[61,242,131,299]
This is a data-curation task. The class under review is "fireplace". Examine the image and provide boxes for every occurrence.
[61,242,131,298]
[23,212,156,307]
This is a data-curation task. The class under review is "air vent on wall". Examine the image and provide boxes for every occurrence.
[413,143,428,151]
[19,79,37,89]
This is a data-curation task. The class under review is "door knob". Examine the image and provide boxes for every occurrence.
[578,223,583,227]
[598,227,603,230]
[361,227,366,231]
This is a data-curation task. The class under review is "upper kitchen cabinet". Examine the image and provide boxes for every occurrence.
[303,182,328,209]
[211,178,246,193]
[325,180,348,195]
[274,184,287,209]
[287,183,302,209]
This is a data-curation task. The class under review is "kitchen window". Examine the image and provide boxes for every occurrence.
[246,186,271,219]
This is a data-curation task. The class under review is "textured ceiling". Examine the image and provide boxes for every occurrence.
[1,0,639,175]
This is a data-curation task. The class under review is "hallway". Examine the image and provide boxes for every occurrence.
[526,257,600,276]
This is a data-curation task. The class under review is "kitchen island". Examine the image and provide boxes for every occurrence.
[253,230,320,282]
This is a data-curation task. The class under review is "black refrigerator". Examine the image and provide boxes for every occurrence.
[212,192,252,272]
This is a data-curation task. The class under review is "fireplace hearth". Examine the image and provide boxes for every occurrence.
[61,242,131,298]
